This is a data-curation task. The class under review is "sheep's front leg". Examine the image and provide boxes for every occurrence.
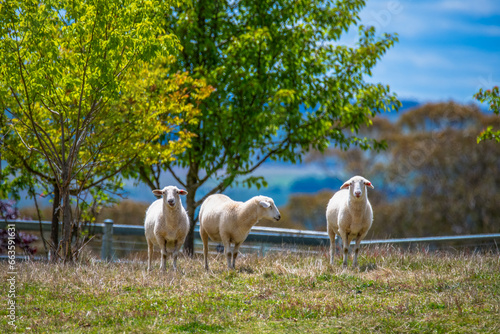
[158,238,167,272]
[232,242,242,269]
[172,240,180,271]
[341,234,350,269]
[352,235,363,268]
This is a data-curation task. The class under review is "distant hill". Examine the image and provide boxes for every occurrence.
[379,99,421,123]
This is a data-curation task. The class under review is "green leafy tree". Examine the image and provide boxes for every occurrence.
[0,0,188,261]
[122,56,214,191]
[475,86,499,143]
[135,0,401,254]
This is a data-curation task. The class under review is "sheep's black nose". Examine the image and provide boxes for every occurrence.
[167,199,175,205]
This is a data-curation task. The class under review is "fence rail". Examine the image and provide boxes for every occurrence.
[2,219,499,260]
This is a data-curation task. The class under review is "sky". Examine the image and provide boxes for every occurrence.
[352,0,500,103]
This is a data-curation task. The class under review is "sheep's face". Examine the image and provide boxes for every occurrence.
[340,176,374,199]
[257,196,281,221]
[152,186,188,208]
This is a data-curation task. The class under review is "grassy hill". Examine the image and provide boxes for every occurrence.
[2,247,499,333]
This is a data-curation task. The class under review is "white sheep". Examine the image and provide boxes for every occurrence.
[144,186,189,272]
[326,175,374,268]
[199,194,281,270]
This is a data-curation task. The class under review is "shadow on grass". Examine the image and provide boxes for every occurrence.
[238,266,255,274]
[359,262,377,272]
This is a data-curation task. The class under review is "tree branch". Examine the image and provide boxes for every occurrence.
[167,166,187,188]
[194,174,235,208]
[139,164,160,190]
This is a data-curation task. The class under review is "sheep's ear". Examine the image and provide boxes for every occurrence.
[364,181,374,189]
[152,189,163,196]
[340,182,350,190]
[178,189,188,195]
[259,201,271,208]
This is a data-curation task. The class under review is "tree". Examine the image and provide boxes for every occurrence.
[379,102,500,237]
[298,102,500,237]
[0,0,188,261]
[475,86,499,143]
[134,0,400,255]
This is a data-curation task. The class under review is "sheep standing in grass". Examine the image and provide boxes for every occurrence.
[326,176,374,268]
[199,194,281,270]
[144,186,189,272]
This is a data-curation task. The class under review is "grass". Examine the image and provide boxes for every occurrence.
[1,246,499,333]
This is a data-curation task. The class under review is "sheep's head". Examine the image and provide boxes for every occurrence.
[256,196,281,221]
[340,176,374,199]
[152,186,188,208]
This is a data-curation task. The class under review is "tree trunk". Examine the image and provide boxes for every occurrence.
[62,186,72,262]
[50,184,60,261]
[184,188,197,257]
[60,161,73,263]
[183,164,199,257]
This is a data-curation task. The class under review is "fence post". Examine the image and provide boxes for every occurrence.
[101,219,114,261]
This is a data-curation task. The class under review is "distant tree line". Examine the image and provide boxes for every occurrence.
[282,102,500,237]
[14,102,500,242]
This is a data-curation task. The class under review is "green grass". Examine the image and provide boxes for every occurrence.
[1,246,499,333]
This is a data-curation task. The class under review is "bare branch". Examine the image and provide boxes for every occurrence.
[39,99,60,116]
[167,166,187,188]
[139,165,161,190]
[198,150,228,185]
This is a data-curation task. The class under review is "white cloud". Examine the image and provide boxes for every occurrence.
[436,0,500,17]
[354,0,500,102]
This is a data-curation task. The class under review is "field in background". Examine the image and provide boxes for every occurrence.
[1,247,499,333]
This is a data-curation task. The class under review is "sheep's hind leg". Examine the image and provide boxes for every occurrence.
[200,227,210,271]
[327,229,336,265]
[147,239,154,272]
[232,242,242,270]
[222,238,233,270]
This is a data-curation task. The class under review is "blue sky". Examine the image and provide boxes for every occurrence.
[351,0,500,103]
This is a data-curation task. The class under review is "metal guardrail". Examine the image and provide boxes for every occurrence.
[2,219,499,260]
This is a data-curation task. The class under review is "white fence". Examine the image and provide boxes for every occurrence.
[1,219,499,260]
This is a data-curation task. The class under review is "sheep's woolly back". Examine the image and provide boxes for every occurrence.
[199,194,280,244]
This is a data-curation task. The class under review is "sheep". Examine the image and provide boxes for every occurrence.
[326,175,374,268]
[199,194,281,270]
[144,186,189,272]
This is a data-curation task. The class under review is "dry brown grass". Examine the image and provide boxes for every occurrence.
[2,246,499,333]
